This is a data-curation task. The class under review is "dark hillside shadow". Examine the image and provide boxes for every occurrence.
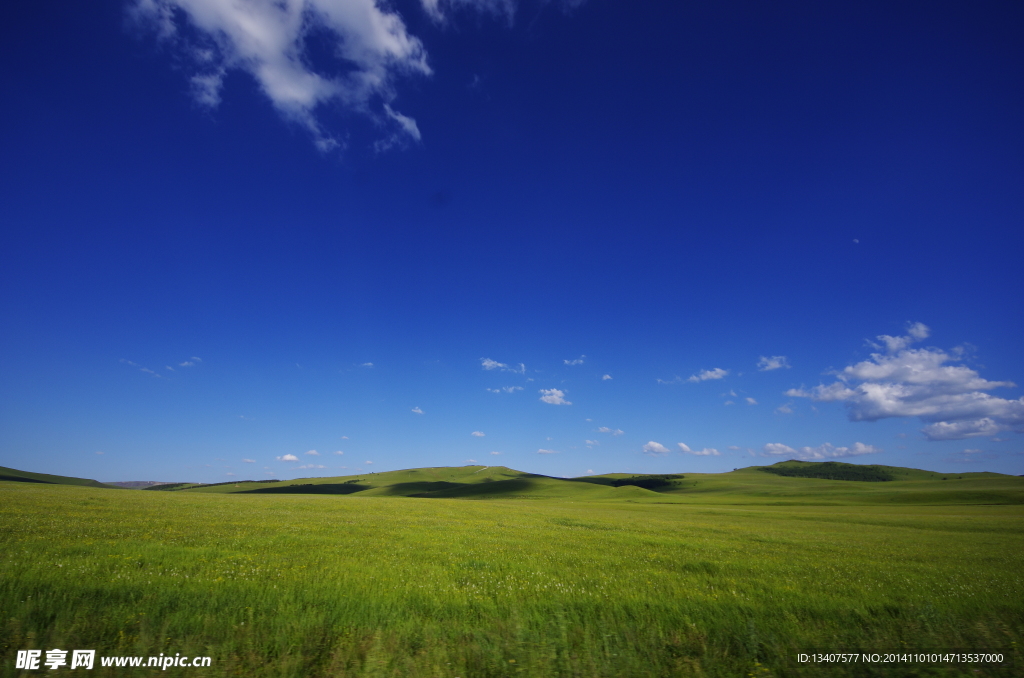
[0,475,54,484]
[239,483,371,495]
[413,478,540,498]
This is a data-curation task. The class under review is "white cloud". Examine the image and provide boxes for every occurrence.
[120,359,140,367]
[598,427,624,436]
[243,458,255,463]
[757,356,791,371]
[490,451,501,455]
[227,472,236,476]
[537,448,559,454]
[297,464,326,469]
[486,386,523,393]
[586,469,594,474]
[481,358,525,373]
[165,365,174,371]
[539,388,571,405]
[365,460,373,464]
[361,362,374,368]
[642,441,670,456]
[466,459,477,463]
[585,439,598,446]
[276,454,299,462]
[334,450,344,455]
[411,406,424,414]
[341,436,349,439]
[786,323,1023,440]
[678,443,720,456]
[602,374,612,380]
[775,403,794,414]
[421,0,517,22]
[564,355,586,365]
[95,451,104,455]
[688,368,728,383]
[179,361,196,367]
[761,442,882,460]
[131,0,432,151]
[745,397,757,405]
[306,450,320,456]
[471,431,485,437]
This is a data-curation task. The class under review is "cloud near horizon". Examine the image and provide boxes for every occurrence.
[785,323,1023,440]
[762,442,881,460]
[642,441,670,455]
[678,443,719,456]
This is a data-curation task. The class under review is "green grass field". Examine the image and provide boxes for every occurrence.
[2,463,1023,677]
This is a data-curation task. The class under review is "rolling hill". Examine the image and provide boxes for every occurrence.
[0,465,120,489]
[129,461,1024,505]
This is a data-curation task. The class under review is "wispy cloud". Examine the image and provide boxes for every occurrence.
[757,356,790,371]
[490,451,502,455]
[486,386,523,393]
[305,450,320,456]
[361,362,374,368]
[537,448,559,454]
[642,441,670,456]
[243,459,255,463]
[678,443,720,456]
[775,403,794,414]
[471,431,485,437]
[564,355,586,365]
[602,374,612,380]
[539,388,571,405]
[785,322,1023,440]
[761,442,881,460]
[481,358,526,373]
[411,406,424,414]
[597,426,624,436]
[688,368,728,383]
[745,397,757,405]
[130,0,432,151]
[334,450,344,455]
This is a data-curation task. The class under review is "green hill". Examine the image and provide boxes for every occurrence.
[146,461,1024,505]
[0,465,119,489]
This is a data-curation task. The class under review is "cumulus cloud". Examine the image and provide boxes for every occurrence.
[678,443,719,456]
[537,448,559,454]
[130,0,435,151]
[539,388,571,405]
[688,368,728,383]
[306,450,320,456]
[761,442,882,460]
[786,323,1022,440]
[642,441,670,456]
[585,439,598,446]
[757,356,790,371]
[602,374,612,380]
[598,426,624,436]
[411,406,424,414]
[276,454,299,462]
[775,403,794,414]
[471,431,485,437]
[481,358,525,373]
[564,355,586,365]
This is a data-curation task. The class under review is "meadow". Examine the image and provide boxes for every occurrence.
[1,466,1023,677]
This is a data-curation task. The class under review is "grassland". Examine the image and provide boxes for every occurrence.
[1,465,1023,677]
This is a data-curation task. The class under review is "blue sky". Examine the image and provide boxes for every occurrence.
[1,0,1022,482]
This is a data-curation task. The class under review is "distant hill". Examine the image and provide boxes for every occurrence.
[104,481,186,489]
[141,462,1024,506]
[0,465,120,489]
